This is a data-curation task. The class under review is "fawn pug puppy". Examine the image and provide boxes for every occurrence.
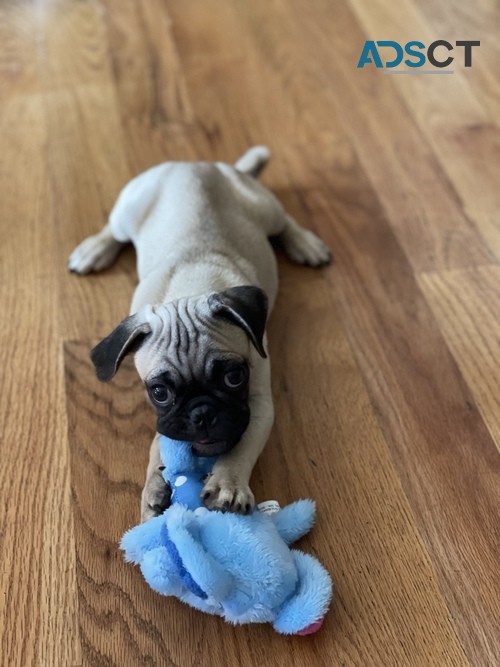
[69,147,330,521]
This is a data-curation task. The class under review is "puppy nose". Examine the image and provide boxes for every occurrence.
[190,403,217,427]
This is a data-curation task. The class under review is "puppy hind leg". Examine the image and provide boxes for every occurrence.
[278,214,332,267]
[68,222,126,275]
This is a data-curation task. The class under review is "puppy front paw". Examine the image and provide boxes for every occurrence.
[140,473,171,523]
[282,229,332,267]
[68,232,123,274]
[201,474,255,514]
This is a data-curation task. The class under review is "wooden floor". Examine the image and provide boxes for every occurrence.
[1,1,499,665]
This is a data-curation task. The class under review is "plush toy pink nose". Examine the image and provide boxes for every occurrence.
[296,617,324,636]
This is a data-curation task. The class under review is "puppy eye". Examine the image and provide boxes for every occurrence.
[223,365,248,389]
[149,383,173,405]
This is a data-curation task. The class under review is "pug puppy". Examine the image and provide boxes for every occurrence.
[68,146,330,521]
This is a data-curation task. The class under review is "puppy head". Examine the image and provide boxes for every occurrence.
[90,286,268,456]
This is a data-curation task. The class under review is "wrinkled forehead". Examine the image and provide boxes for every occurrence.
[133,297,250,380]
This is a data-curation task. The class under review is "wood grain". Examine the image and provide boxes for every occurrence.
[419,267,500,451]
[1,0,499,665]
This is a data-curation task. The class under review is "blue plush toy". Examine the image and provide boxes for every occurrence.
[121,435,333,635]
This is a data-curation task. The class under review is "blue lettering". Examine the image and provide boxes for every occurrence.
[377,40,404,68]
[357,41,383,68]
[404,41,426,67]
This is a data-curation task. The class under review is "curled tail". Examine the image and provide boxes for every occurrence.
[234,145,271,178]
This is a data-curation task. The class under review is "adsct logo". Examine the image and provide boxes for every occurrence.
[357,40,480,74]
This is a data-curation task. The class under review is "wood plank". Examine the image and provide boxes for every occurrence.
[417,0,500,122]
[166,0,297,170]
[0,0,40,98]
[99,0,196,173]
[419,266,500,451]
[42,84,137,340]
[0,94,80,667]
[40,0,111,90]
[64,265,470,666]
[38,0,137,340]
[101,0,193,125]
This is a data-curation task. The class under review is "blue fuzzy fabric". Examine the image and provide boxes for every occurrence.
[121,436,333,634]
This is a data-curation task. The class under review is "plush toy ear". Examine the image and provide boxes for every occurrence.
[90,313,152,382]
[208,286,268,358]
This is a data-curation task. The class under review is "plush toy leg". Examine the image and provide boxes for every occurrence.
[272,499,316,545]
[273,550,333,635]
[168,507,234,601]
[120,515,165,564]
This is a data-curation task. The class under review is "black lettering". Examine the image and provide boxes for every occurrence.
[428,40,453,68]
[456,40,480,67]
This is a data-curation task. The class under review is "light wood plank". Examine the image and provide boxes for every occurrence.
[40,0,111,90]
[419,266,500,451]
[0,94,80,667]
[42,83,137,340]
[0,0,40,98]
[38,0,137,340]
[166,0,297,169]
[418,0,500,122]
[99,0,193,126]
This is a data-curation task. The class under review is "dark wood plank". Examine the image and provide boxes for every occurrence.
[293,161,500,667]
[419,266,500,451]
[98,0,212,174]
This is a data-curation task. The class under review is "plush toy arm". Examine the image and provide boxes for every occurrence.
[272,499,316,545]
[273,550,333,635]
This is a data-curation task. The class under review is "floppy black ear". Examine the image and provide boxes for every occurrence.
[208,286,269,358]
[90,314,152,382]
